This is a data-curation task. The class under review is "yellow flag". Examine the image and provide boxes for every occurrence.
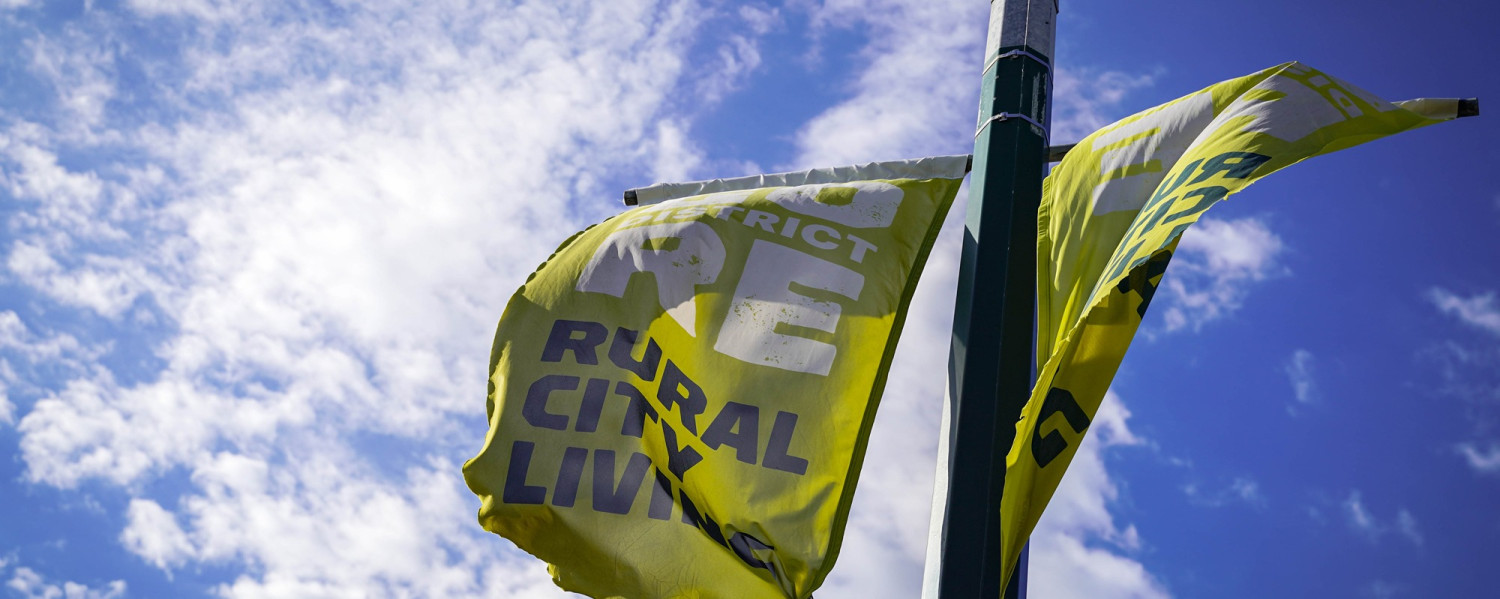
[1001,62,1465,590]
[463,156,967,598]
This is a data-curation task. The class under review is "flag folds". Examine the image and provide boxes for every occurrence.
[997,62,1465,590]
[464,156,967,598]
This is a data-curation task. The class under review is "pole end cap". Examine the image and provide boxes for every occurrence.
[1458,98,1480,118]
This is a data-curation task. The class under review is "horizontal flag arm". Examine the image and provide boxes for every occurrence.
[620,150,1072,206]
[620,98,1476,206]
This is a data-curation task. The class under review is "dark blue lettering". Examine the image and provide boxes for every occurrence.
[763,411,809,475]
[678,490,728,546]
[729,532,775,571]
[1189,151,1270,184]
[702,402,760,465]
[523,374,575,430]
[1163,185,1228,224]
[551,446,588,507]
[541,319,607,364]
[614,381,658,437]
[608,327,662,381]
[574,378,610,433]
[502,440,546,505]
[658,360,706,434]
[1115,249,1173,318]
[1031,388,1091,468]
[647,469,674,520]
[591,450,651,515]
[661,421,704,481]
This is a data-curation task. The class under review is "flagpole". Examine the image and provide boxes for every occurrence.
[923,1,1056,598]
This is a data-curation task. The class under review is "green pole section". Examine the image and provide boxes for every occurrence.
[924,1,1055,598]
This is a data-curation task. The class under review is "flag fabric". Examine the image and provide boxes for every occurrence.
[463,156,968,598]
[997,62,1466,590]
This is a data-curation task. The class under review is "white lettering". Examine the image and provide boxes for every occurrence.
[766,181,903,228]
[576,221,726,337]
[1088,91,1214,214]
[714,241,863,375]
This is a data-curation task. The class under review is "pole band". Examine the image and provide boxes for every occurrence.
[984,48,1050,75]
[975,112,1048,139]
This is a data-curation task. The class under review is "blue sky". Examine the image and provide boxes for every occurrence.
[0,1,1496,598]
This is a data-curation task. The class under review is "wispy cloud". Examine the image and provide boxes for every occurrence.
[2,557,127,599]
[1285,349,1318,413]
[1428,288,1500,337]
[1423,288,1500,475]
[2,0,753,595]
[1183,475,1266,509]
[1052,67,1160,143]
[0,378,14,425]
[1159,217,1285,333]
[1363,579,1405,599]
[1341,490,1422,547]
[1456,443,1500,474]
[1395,509,1423,546]
[1343,490,1381,540]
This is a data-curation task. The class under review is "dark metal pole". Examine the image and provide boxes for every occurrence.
[925,1,1055,598]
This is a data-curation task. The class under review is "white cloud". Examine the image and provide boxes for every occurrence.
[1052,68,1159,143]
[2,561,126,599]
[1418,340,1500,404]
[1364,580,1404,599]
[1341,490,1421,547]
[691,31,764,105]
[738,4,782,35]
[1456,443,1500,474]
[121,499,195,570]
[1424,290,1500,476]
[1160,217,1284,333]
[647,119,705,186]
[1395,509,1423,547]
[125,0,238,21]
[7,240,151,318]
[25,32,118,132]
[169,452,557,598]
[0,127,130,240]
[1183,475,1265,509]
[1,1,1174,598]
[1428,288,1500,337]
[790,0,984,169]
[0,312,105,414]
[1,381,14,426]
[1343,490,1381,540]
[1285,349,1318,411]
[1229,477,1265,505]
[3,0,747,595]
[790,1,1157,169]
